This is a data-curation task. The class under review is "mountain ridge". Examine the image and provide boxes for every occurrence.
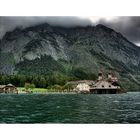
[0,23,140,90]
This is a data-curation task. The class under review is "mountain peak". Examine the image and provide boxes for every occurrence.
[25,23,53,33]
[95,24,114,32]
[96,24,106,28]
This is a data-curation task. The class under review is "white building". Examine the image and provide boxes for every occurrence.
[75,83,90,92]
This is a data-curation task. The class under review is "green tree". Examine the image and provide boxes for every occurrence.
[24,83,35,92]
[32,76,40,87]
[39,77,46,88]
[64,83,73,90]
[52,84,63,91]
[30,83,35,90]
[1,76,6,85]
[24,83,31,90]
[19,75,26,87]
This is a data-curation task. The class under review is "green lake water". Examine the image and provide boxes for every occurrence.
[0,92,140,123]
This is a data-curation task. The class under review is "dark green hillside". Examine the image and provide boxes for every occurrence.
[0,23,140,90]
[16,55,65,75]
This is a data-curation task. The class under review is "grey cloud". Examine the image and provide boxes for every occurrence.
[0,16,92,38]
[0,16,140,46]
[97,17,140,45]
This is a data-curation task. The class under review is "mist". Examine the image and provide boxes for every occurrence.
[0,16,140,46]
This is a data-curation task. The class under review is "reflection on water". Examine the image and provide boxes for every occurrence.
[0,92,140,123]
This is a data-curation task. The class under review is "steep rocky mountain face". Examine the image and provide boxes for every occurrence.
[0,23,140,90]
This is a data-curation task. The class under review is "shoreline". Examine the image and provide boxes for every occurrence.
[0,91,140,95]
[1,87,140,95]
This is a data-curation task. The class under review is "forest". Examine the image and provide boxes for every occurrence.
[0,74,78,88]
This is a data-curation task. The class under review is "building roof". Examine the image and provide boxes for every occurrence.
[7,84,15,87]
[92,80,120,89]
[0,84,16,88]
[0,85,6,88]
[67,80,95,86]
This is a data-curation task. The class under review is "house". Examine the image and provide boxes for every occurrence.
[66,80,95,92]
[74,83,90,92]
[65,70,121,94]
[90,80,120,94]
[0,84,18,94]
[0,85,6,93]
[90,72,121,94]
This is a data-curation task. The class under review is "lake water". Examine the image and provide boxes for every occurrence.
[0,92,140,123]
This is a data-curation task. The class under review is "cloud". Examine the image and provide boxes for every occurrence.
[0,16,140,46]
[136,42,140,46]
[96,17,140,45]
[0,16,92,38]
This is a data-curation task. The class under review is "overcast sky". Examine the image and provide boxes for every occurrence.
[0,16,140,46]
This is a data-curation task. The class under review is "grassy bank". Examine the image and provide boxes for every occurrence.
[17,87,72,93]
[17,87,48,93]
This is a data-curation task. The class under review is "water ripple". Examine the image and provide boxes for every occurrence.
[0,92,140,123]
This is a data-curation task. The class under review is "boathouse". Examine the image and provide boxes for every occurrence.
[0,84,18,93]
[90,71,120,94]
[90,80,120,94]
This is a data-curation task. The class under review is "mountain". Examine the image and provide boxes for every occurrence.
[0,23,140,90]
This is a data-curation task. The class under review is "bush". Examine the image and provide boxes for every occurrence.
[24,83,35,91]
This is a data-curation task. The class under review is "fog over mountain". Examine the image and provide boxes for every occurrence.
[0,16,140,46]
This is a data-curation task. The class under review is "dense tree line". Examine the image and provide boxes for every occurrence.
[15,55,98,81]
[0,74,76,88]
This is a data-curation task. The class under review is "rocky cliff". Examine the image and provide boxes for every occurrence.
[0,23,140,90]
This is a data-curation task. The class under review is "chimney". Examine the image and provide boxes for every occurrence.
[108,68,113,82]
[98,72,103,81]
